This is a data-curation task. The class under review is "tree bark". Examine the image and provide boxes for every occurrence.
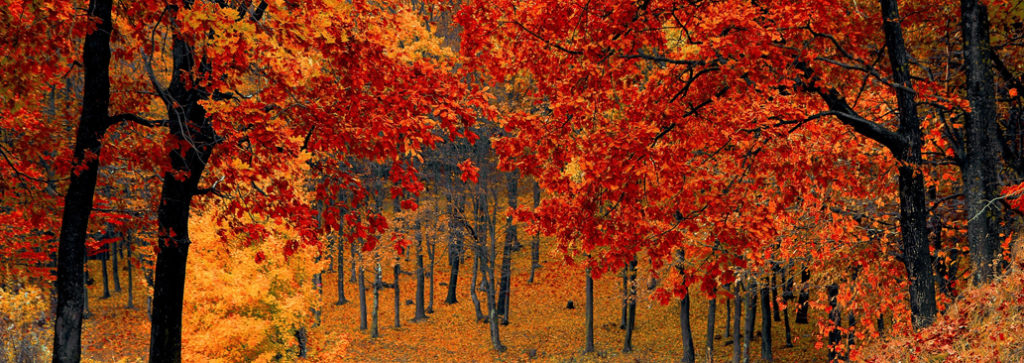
[827,284,842,362]
[497,173,517,324]
[445,196,463,304]
[622,259,637,353]
[393,263,401,328]
[111,240,120,293]
[100,250,110,299]
[795,269,809,324]
[960,0,1002,283]
[731,283,742,363]
[584,267,595,353]
[414,218,428,321]
[529,181,541,283]
[760,281,773,361]
[359,267,367,330]
[741,281,756,363]
[470,252,485,321]
[706,295,716,361]
[336,235,348,305]
[880,0,938,328]
[680,291,696,363]
[371,264,381,338]
[53,0,114,360]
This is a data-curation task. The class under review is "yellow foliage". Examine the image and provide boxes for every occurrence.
[0,284,50,361]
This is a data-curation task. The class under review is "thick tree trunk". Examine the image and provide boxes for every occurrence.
[960,0,1002,283]
[52,0,114,360]
[706,295,716,361]
[680,292,696,363]
[584,267,595,353]
[414,254,427,321]
[760,281,773,361]
[879,0,938,328]
[481,249,505,352]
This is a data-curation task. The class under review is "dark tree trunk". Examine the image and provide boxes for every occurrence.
[620,267,628,329]
[349,242,358,283]
[393,264,401,328]
[584,267,595,353]
[100,250,110,299]
[771,269,780,321]
[781,271,794,348]
[497,174,517,324]
[529,181,541,283]
[623,259,637,353]
[53,0,114,360]
[83,253,91,320]
[725,289,731,344]
[731,283,742,363]
[371,265,380,338]
[470,253,485,322]
[795,269,810,324]
[760,281,773,361]
[827,284,842,362]
[427,233,435,314]
[960,0,1002,283]
[359,267,367,330]
[413,254,427,320]
[127,240,134,309]
[741,282,756,363]
[445,197,463,304]
[680,292,696,363]
[706,295,716,361]
[111,241,120,293]
[880,0,938,328]
[295,328,308,358]
[336,235,347,305]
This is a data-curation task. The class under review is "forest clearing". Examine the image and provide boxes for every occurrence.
[3,0,1024,362]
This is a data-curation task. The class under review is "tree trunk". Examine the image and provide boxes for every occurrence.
[111,240,120,293]
[741,282,756,363]
[760,281,773,361]
[731,283,742,363]
[879,0,938,328]
[336,233,348,305]
[427,234,435,314]
[623,259,637,353]
[470,253,485,322]
[706,295,716,361]
[827,284,841,362]
[795,269,809,324]
[359,267,367,330]
[445,197,463,304]
[414,253,427,321]
[101,250,110,299]
[529,181,541,283]
[960,0,1002,283]
[771,269,780,321]
[584,267,595,353]
[782,271,793,347]
[127,239,134,309]
[53,0,114,360]
[497,173,517,324]
[680,292,696,363]
[393,264,400,328]
[371,265,380,338]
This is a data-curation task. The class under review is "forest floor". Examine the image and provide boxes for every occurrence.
[79,245,825,362]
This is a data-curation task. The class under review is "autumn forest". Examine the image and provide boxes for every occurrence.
[2,0,1024,361]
